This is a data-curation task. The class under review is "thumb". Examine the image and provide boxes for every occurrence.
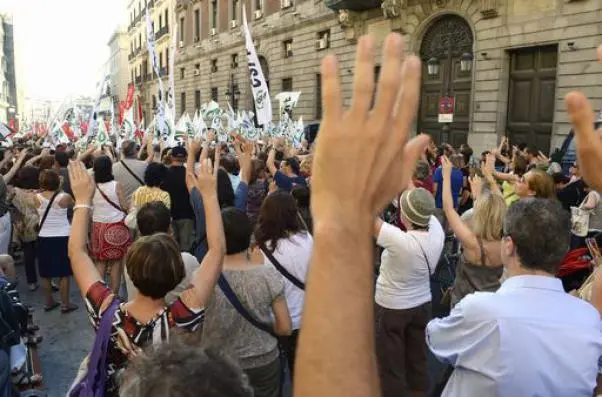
[565,92,595,139]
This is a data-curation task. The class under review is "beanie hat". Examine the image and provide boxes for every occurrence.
[399,188,435,227]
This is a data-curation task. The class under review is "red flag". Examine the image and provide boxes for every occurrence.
[80,121,88,135]
[119,101,126,125]
[61,122,74,140]
[137,96,143,124]
[125,83,135,110]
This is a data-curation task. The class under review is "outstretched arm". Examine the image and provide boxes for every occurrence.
[295,33,429,397]
[441,156,479,253]
[67,161,102,295]
[180,150,225,310]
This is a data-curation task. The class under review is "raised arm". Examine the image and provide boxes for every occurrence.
[266,148,278,176]
[187,138,202,172]
[67,161,102,295]
[3,150,28,184]
[180,150,225,310]
[25,148,49,167]
[295,33,429,397]
[145,133,155,164]
[441,155,479,252]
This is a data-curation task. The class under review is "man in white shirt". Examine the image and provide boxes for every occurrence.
[427,198,602,397]
[374,187,445,397]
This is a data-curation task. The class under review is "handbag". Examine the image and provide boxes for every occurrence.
[259,243,305,291]
[571,194,593,237]
[576,237,602,301]
[68,297,120,397]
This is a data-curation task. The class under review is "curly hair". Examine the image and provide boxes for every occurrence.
[120,341,252,397]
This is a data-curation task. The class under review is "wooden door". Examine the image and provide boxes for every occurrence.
[417,15,473,147]
[506,45,558,154]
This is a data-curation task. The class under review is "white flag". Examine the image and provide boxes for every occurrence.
[242,7,272,126]
[0,123,13,139]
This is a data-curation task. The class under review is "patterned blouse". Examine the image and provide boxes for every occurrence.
[85,282,205,395]
[131,186,171,209]
[10,188,39,243]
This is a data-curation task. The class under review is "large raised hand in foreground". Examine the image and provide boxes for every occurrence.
[294,33,429,397]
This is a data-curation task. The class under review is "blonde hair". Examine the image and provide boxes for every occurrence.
[472,192,507,241]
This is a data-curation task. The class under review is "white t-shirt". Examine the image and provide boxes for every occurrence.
[375,216,445,310]
[262,232,312,330]
[124,252,200,304]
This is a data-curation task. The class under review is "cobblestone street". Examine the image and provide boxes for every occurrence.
[16,263,94,397]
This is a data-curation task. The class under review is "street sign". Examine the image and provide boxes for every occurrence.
[438,96,455,123]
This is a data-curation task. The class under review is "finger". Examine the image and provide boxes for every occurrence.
[566,92,596,140]
[393,55,422,144]
[373,33,404,121]
[350,35,376,115]
[399,135,431,184]
[320,55,342,122]
[213,149,220,177]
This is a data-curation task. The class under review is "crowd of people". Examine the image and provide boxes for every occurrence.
[0,33,602,397]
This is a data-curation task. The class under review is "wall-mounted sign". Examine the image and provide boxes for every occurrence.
[438,96,455,123]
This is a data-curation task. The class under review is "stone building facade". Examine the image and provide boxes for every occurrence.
[127,0,176,123]
[0,13,18,125]
[169,0,602,155]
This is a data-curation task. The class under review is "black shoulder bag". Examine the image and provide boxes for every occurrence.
[36,191,60,232]
[120,160,144,186]
[259,243,305,291]
[217,274,277,338]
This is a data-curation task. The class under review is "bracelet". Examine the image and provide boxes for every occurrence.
[73,204,93,211]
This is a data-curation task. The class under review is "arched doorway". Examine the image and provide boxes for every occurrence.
[417,15,474,147]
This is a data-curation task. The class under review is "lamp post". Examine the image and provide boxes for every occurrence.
[427,57,439,76]
[460,52,474,72]
[225,73,241,112]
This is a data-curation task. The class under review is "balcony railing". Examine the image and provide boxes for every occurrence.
[135,75,143,84]
[134,47,142,57]
[158,67,167,77]
[128,52,135,61]
[325,0,382,11]
[143,73,153,82]
[156,25,169,40]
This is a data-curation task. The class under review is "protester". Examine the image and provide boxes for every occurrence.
[112,140,149,206]
[11,166,41,291]
[441,155,505,308]
[123,201,200,304]
[514,169,556,199]
[162,146,196,251]
[120,342,253,397]
[373,187,444,397]
[267,149,306,192]
[295,33,431,397]
[254,191,312,377]
[90,155,131,292]
[200,206,292,397]
[35,169,77,313]
[247,159,269,225]
[432,153,463,226]
[130,162,170,209]
[67,158,225,396]
[427,199,602,396]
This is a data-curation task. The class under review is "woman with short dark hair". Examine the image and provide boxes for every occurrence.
[90,155,131,292]
[67,159,225,397]
[34,169,77,312]
[131,162,171,209]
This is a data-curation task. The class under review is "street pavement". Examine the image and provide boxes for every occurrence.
[16,263,94,397]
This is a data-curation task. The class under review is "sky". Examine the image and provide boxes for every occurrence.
[1,0,126,100]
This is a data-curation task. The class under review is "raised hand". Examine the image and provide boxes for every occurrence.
[68,161,95,205]
[441,155,452,177]
[194,158,218,198]
[311,33,429,222]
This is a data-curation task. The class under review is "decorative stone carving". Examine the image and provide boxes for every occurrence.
[381,0,404,18]
[338,9,362,41]
[480,0,499,19]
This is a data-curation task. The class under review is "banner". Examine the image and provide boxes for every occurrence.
[146,9,166,138]
[242,7,272,126]
[167,10,178,121]
[88,75,110,142]
[125,83,135,110]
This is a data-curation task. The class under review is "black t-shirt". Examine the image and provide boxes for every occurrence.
[557,179,586,211]
[162,165,194,220]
